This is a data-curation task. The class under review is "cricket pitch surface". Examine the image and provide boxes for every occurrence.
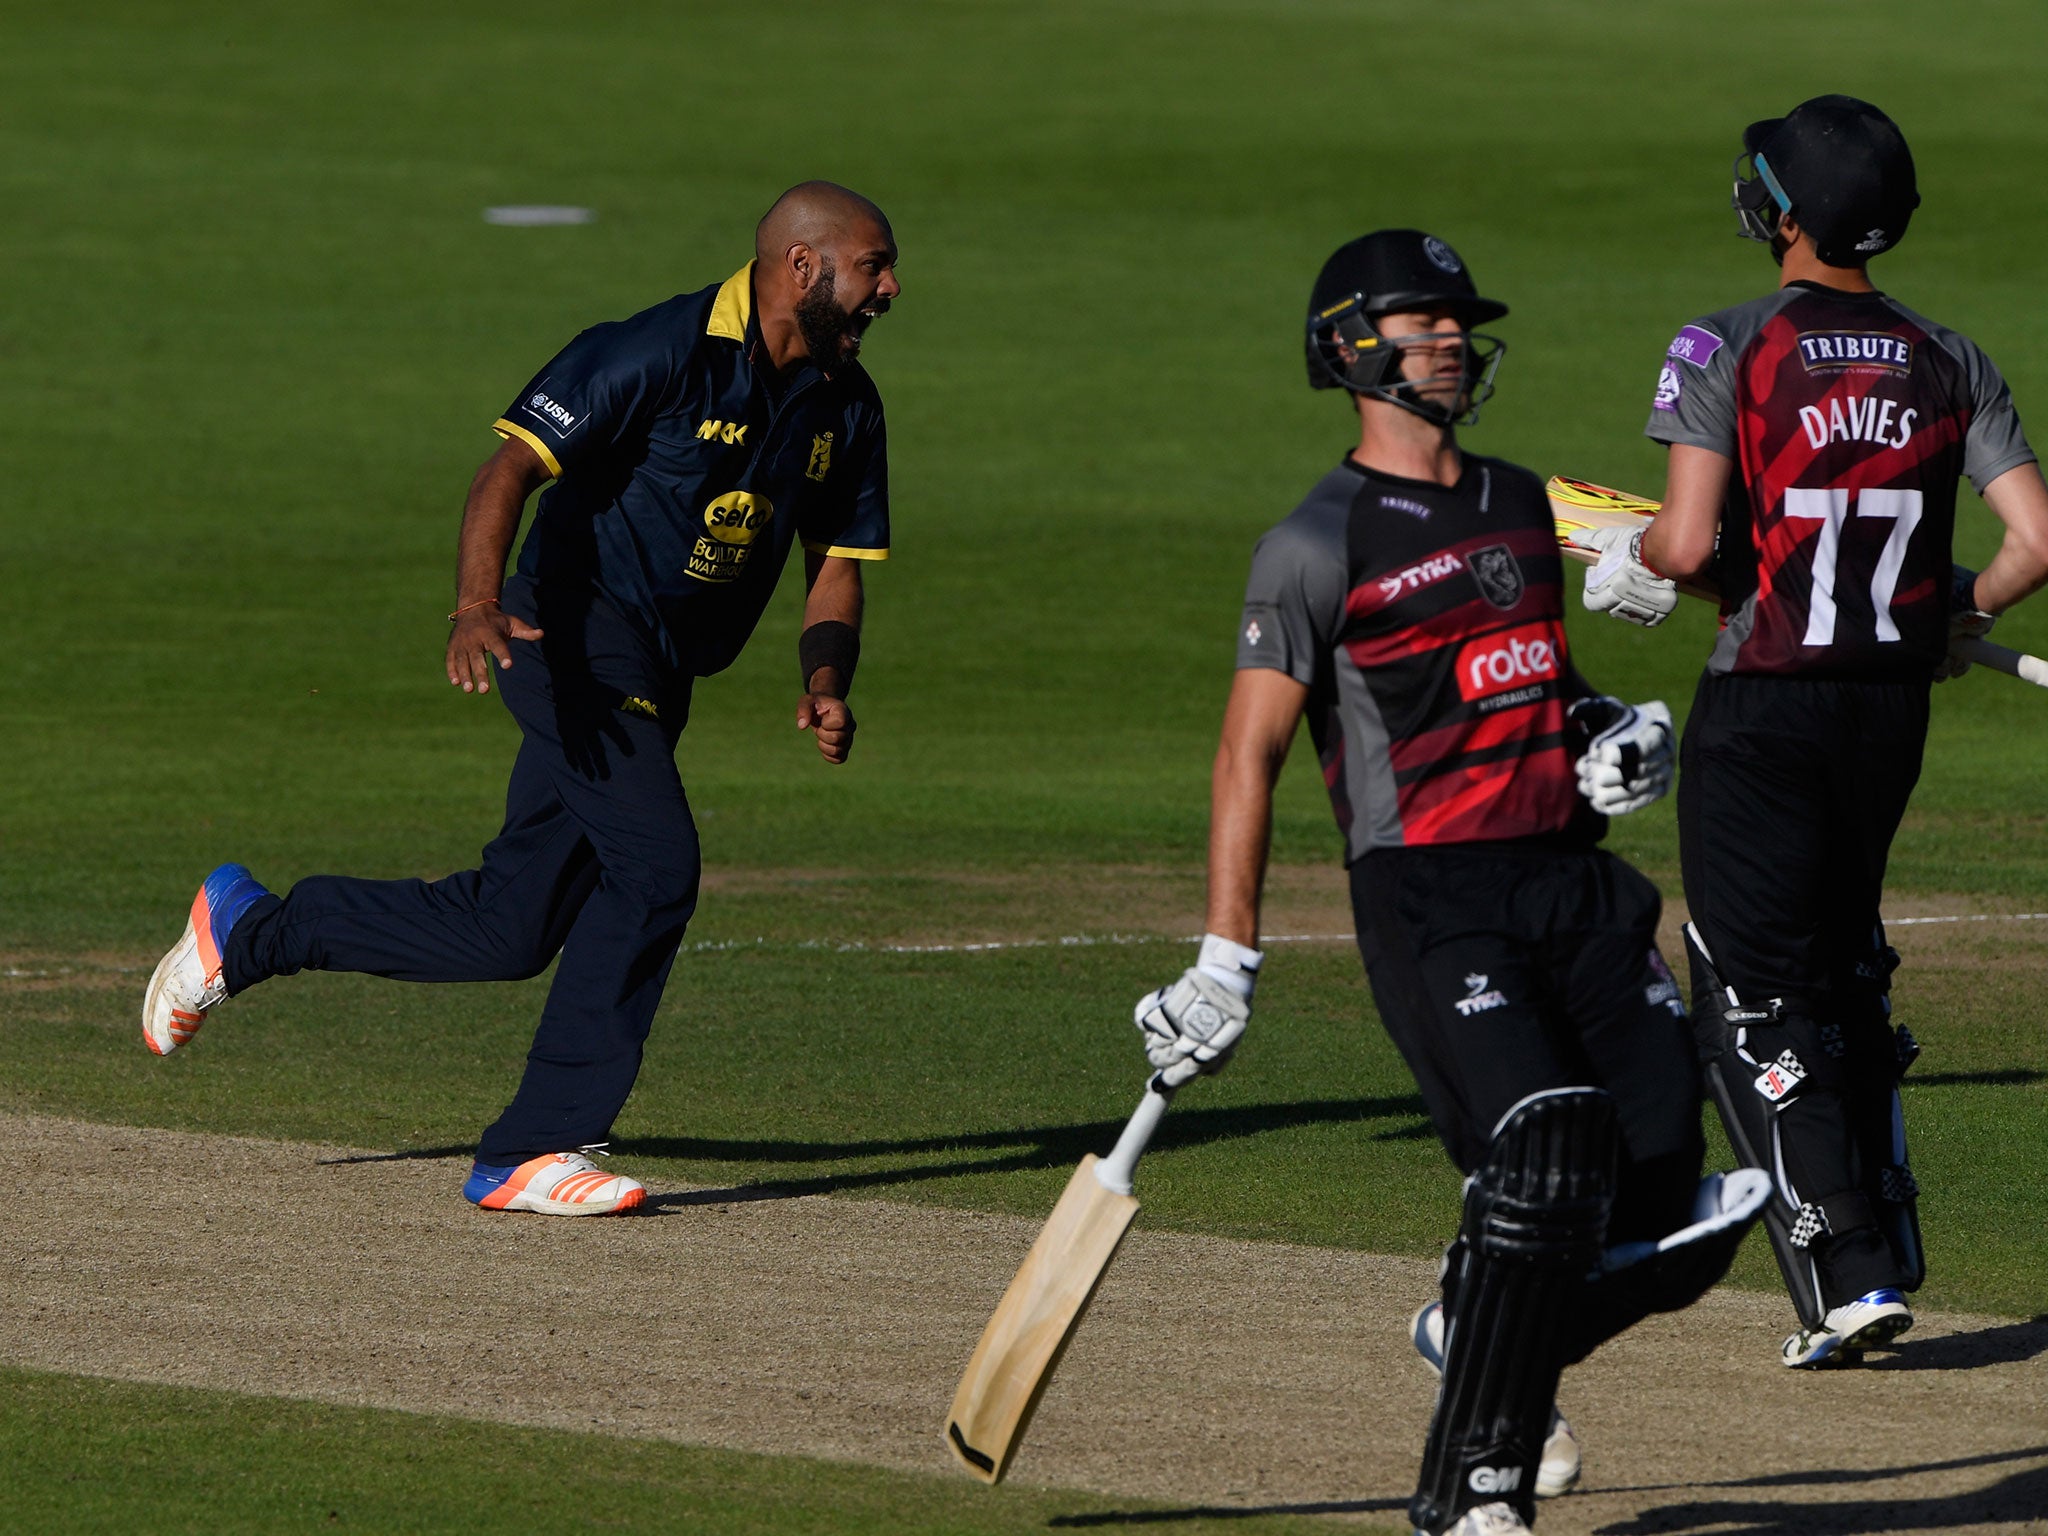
[6,1112,2045,1533]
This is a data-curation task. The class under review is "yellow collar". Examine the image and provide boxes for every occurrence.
[707,260,754,341]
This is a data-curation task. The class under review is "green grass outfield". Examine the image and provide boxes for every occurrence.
[6,1,2048,1529]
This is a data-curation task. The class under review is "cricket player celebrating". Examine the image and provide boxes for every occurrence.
[142,182,898,1216]
[1137,230,1766,1536]
[1582,96,2048,1366]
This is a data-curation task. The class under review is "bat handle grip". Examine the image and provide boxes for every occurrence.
[1095,1078,1175,1196]
[1957,635,2048,688]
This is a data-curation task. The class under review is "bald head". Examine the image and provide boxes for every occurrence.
[753,181,900,373]
[757,182,891,266]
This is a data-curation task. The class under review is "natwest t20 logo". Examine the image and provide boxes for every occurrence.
[1455,622,1563,702]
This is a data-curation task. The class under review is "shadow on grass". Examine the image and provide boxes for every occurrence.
[632,1095,1433,1207]
[312,1096,1436,1195]
[1047,1495,1406,1527]
[1906,1068,2046,1089]
[1591,1442,2048,1534]
[1061,1445,2048,1532]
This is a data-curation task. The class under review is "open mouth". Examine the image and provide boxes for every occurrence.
[842,306,884,355]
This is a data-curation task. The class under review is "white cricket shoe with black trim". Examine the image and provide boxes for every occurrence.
[1410,1300,1581,1497]
[1780,1287,1913,1368]
[1433,1502,1529,1536]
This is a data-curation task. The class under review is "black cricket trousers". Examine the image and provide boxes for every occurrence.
[224,578,701,1164]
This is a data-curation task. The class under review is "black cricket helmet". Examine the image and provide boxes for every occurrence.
[1304,229,1508,426]
[1732,95,1919,265]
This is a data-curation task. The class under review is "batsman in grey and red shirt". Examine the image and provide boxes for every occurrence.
[1133,229,1762,1536]
[1588,95,2048,1369]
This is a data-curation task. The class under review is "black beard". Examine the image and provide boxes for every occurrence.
[795,260,854,368]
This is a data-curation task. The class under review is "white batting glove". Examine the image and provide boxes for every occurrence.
[1576,526,1678,628]
[1935,565,1996,682]
[1134,933,1261,1088]
[1571,696,1675,815]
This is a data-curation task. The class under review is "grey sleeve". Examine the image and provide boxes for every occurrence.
[1235,520,1345,685]
[1643,319,1739,456]
[1945,333,2037,492]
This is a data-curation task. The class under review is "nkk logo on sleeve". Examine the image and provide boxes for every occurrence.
[687,491,774,583]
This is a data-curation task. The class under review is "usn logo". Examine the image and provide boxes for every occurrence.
[696,418,751,445]
[1455,622,1561,704]
[1797,332,1913,373]
[806,432,834,482]
[527,391,578,438]
[687,490,774,583]
[1453,973,1508,1017]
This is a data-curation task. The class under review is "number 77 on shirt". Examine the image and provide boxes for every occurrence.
[1545,475,2048,688]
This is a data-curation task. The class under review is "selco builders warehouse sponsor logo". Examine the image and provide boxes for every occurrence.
[1797,332,1913,373]
[526,390,578,438]
[1455,621,1561,703]
[687,490,773,583]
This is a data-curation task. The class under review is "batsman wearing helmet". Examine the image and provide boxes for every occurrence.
[1136,231,1767,1536]
[1584,96,2048,1367]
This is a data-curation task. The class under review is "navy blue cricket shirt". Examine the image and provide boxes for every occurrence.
[493,262,890,678]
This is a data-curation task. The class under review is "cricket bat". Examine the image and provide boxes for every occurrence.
[1546,475,2048,689]
[943,1079,1174,1483]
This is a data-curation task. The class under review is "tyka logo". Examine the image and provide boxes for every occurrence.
[1244,620,1263,646]
[1376,552,1464,605]
[1453,973,1507,1017]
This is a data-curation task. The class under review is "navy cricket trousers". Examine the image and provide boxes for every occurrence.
[224,580,700,1163]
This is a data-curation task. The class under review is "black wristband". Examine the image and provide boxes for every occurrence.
[799,620,860,694]
[1949,564,1983,615]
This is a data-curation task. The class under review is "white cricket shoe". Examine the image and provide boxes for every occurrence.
[1781,1287,1913,1368]
[1434,1502,1529,1536]
[463,1150,646,1216]
[142,863,273,1056]
[1410,1300,1581,1497]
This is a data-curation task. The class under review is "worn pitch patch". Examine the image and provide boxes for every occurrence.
[2,1112,2046,1532]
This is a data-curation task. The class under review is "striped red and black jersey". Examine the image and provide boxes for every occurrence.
[1645,283,2035,679]
[1236,455,1602,860]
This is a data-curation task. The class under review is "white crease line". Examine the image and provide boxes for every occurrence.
[682,913,2048,957]
[1888,913,2048,927]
